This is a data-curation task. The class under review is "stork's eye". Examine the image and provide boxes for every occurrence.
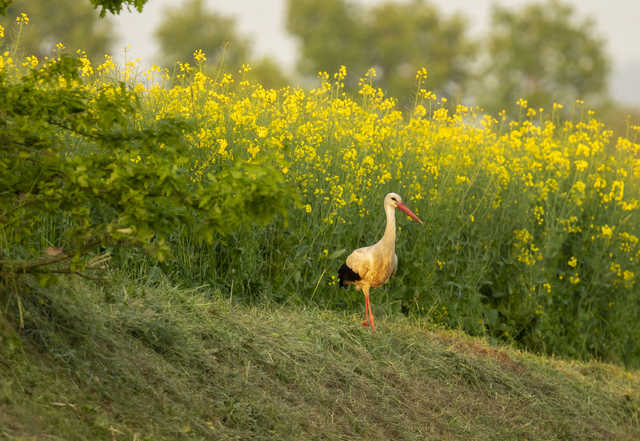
[391,197,397,202]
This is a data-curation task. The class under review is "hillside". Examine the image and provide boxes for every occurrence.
[1,276,638,440]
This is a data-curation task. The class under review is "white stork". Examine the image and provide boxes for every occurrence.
[338,192,423,332]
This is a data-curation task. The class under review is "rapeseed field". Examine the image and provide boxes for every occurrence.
[2,19,639,366]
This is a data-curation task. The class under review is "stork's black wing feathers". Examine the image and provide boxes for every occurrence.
[338,263,361,287]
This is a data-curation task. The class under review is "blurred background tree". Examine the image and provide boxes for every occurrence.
[154,0,289,88]
[286,0,367,82]
[599,102,640,140]
[154,0,250,69]
[0,0,114,60]
[287,0,475,105]
[476,0,610,114]
[364,0,474,104]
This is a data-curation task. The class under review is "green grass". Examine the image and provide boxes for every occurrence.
[1,273,639,440]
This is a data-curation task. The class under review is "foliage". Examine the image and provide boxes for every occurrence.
[0,0,10,16]
[477,0,610,115]
[286,0,474,104]
[0,0,148,17]
[0,39,293,287]
[90,0,148,17]
[0,1,114,61]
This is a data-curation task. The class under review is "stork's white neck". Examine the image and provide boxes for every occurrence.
[380,203,397,248]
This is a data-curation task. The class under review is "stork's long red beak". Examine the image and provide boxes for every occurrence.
[396,202,423,224]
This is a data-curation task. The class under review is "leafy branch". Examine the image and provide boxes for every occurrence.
[0,0,149,17]
[0,51,295,287]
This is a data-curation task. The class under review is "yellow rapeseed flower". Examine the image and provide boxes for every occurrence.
[22,55,38,68]
[217,139,228,155]
[256,126,268,138]
[601,225,614,239]
[610,262,622,277]
[334,65,347,81]
[193,49,206,63]
[365,67,377,79]
[77,52,93,77]
[610,180,624,202]
[575,160,588,172]
[16,12,29,25]
[416,67,428,81]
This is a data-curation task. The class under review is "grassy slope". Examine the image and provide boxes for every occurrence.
[0,275,639,441]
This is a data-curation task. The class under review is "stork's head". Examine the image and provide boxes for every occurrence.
[384,192,423,224]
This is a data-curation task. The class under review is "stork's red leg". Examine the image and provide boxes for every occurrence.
[362,293,370,327]
[363,287,375,333]
[366,292,376,333]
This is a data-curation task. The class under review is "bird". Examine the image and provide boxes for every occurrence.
[338,192,423,333]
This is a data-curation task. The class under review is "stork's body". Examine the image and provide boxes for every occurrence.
[338,193,423,332]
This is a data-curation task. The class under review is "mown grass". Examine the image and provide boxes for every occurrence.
[1,273,638,440]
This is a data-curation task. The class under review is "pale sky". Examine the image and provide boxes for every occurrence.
[111,0,640,106]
